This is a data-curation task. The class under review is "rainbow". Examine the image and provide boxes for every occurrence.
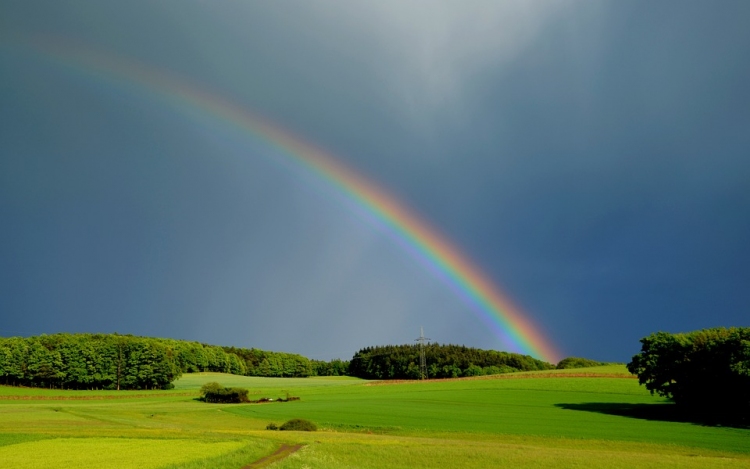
[19,36,560,362]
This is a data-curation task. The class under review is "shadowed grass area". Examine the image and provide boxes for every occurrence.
[0,433,52,447]
[556,402,750,429]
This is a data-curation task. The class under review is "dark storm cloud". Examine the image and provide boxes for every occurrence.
[1,1,748,361]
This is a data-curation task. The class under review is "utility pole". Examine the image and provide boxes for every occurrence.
[415,326,431,380]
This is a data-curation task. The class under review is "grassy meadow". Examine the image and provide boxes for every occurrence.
[0,366,748,468]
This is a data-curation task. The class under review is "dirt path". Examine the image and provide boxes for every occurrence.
[242,444,304,468]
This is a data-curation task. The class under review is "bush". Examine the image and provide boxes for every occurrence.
[266,422,278,430]
[200,382,222,396]
[279,418,317,431]
[199,382,250,403]
[482,365,516,375]
[556,357,607,369]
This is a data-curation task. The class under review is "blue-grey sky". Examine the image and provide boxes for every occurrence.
[1,1,748,362]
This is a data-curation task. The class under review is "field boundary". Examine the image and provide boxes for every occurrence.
[0,392,196,400]
[365,372,636,386]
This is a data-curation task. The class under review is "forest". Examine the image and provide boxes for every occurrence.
[0,333,314,390]
[0,333,558,390]
[348,343,554,379]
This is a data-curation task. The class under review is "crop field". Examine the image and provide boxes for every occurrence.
[1,366,748,468]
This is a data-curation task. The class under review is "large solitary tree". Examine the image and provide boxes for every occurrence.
[627,327,750,419]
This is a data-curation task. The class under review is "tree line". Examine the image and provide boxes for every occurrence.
[0,333,317,390]
[348,343,554,379]
[2,333,603,390]
[222,346,314,377]
[0,334,180,390]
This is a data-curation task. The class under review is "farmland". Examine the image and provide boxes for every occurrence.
[0,366,748,468]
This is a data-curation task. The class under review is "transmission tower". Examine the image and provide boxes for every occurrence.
[415,326,431,380]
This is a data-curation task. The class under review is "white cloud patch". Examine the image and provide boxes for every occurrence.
[301,1,574,120]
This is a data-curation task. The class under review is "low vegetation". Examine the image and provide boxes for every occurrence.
[279,418,317,432]
[199,382,250,403]
[556,357,609,369]
[0,438,247,469]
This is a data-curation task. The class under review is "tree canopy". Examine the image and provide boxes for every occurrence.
[348,343,553,380]
[627,327,750,420]
[0,333,316,390]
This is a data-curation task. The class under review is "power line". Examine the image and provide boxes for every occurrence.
[415,326,431,380]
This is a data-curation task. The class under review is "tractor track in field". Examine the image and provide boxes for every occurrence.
[365,372,636,386]
[242,444,304,468]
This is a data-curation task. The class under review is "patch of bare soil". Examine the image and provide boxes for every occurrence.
[242,444,304,468]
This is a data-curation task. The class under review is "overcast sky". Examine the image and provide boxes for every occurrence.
[1,1,748,362]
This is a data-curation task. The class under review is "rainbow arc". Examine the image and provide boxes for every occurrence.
[25,37,560,362]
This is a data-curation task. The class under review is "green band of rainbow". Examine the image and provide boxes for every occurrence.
[21,37,560,362]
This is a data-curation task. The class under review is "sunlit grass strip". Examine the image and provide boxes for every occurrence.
[267,435,750,469]
[159,439,277,469]
[0,438,245,469]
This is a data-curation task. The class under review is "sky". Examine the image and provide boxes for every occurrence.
[1,1,748,363]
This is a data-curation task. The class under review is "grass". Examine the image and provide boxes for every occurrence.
[0,437,248,469]
[269,434,747,469]
[0,367,748,468]
[173,372,363,391]
[224,373,749,453]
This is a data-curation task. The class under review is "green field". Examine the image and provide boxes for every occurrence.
[1,367,748,468]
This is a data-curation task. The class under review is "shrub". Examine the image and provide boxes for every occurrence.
[482,365,515,375]
[200,383,250,403]
[556,357,607,369]
[200,382,222,396]
[279,418,317,431]
[266,422,278,430]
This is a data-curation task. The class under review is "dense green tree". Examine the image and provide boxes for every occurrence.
[628,327,750,418]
